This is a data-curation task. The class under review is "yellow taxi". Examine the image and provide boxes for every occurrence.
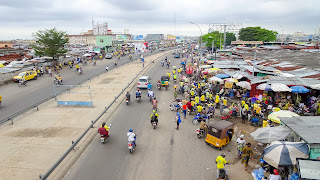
[13,71,38,82]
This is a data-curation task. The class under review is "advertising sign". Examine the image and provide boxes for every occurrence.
[116,35,127,40]
[167,35,176,40]
[132,35,143,40]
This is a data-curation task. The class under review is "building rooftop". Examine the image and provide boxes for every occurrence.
[280,117,320,144]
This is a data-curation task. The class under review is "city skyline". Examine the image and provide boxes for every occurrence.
[0,0,319,40]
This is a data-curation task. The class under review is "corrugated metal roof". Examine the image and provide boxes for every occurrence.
[269,62,292,67]
[0,67,20,73]
[280,117,320,144]
[214,65,241,69]
[241,65,278,75]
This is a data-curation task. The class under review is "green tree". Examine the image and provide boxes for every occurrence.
[202,31,236,49]
[226,32,236,45]
[239,27,277,42]
[32,28,69,60]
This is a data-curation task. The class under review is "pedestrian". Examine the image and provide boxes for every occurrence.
[236,134,246,159]
[175,112,181,130]
[106,66,108,72]
[241,143,253,170]
[174,90,178,99]
[48,68,52,77]
[182,103,187,119]
[241,107,247,123]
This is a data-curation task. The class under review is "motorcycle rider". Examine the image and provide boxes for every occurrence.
[161,60,164,66]
[54,73,62,84]
[167,72,171,78]
[216,153,229,180]
[148,88,154,98]
[114,60,117,66]
[157,80,161,88]
[199,120,208,133]
[152,97,158,109]
[78,67,83,74]
[126,91,131,102]
[173,74,177,82]
[98,122,109,138]
[136,89,141,99]
[127,129,136,147]
[147,82,152,90]
[150,110,159,125]
[129,54,132,60]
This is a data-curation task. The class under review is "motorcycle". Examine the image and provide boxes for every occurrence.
[152,121,157,129]
[161,62,164,66]
[100,124,111,144]
[192,113,209,125]
[196,128,205,138]
[128,137,136,154]
[165,84,168,91]
[136,96,141,103]
[157,83,161,90]
[174,79,177,84]
[149,96,153,102]
[153,105,157,111]
[218,168,228,180]
[170,101,182,111]
[129,55,132,60]
[166,63,169,69]
[126,97,130,105]
[18,80,27,87]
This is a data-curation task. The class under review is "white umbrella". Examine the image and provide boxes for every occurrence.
[236,81,251,90]
[257,83,272,91]
[310,84,320,90]
[263,141,309,168]
[83,53,91,57]
[250,126,291,144]
[208,77,224,83]
[232,72,244,79]
[271,83,292,92]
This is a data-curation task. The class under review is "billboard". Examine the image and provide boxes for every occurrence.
[116,35,127,40]
[132,35,143,40]
[167,35,176,40]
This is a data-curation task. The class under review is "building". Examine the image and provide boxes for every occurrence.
[96,35,113,47]
[0,41,14,48]
[67,35,87,45]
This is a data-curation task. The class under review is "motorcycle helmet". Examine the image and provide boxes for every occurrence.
[137,89,140,91]
[273,169,279,175]
[102,122,106,126]
[129,129,133,132]
[153,110,156,113]
[154,97,156,100]
[240,134,245,139]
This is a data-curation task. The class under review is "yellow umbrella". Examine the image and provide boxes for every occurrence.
[225,78,238,83]
[0,63,4,68]
[209,67,221,71]
[268,110,300,124]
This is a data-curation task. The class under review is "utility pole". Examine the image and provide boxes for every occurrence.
[223,24,227,49]
[212,40,214,54]
[253,50,256,77]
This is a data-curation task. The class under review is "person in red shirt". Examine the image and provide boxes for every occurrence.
[182,104,187,119]
[98,122,109,137]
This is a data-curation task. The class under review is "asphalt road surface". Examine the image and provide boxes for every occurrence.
[0,50,159,121]
[63,53,232,180]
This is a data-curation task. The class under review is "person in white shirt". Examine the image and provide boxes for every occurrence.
[148,89,154,98]
[269,169,281,180]
[105,66,108,72]
[236,134,246,159]
[127,129,136,146]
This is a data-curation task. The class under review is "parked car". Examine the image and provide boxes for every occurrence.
[13,71,38,82]
[105,53,113,59]
[137,76,151,89]
[159,48,164,51]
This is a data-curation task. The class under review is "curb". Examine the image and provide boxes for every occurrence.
[46,51,173,180]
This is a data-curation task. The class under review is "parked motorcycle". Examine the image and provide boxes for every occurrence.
[18,80,27,87]
[100,124,111,144]
[170,101,182,111]
[196,128,205,138]
[193,113,209,125]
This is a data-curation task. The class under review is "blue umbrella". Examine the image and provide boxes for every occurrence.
[215,74,231,79]
[290,86,309,93]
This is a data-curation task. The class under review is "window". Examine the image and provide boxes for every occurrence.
[100,39,104,43]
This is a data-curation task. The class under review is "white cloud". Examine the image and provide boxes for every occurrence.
[0,0,319,40]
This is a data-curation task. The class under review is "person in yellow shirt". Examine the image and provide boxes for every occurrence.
[198,83,200,89]
[191,100,195,107]
[172,70,176,75]
[200,94,205,102]
[197,104,203,113]
[255,105,261,114]
[215,94,220,104]
[0,95,2,105]
[244,103,249,111]
[209,93,213,101]
[216,153,229,179]
[167,72,171,78]
[178,68,182,74]
[195,96,200,104]
[223,98,227,106]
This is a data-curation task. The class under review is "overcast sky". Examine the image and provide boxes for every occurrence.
[0,0,319,40]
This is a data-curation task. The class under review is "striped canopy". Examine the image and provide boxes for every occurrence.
[262,141,309,168]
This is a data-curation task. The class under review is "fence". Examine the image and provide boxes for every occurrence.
[39,51,172,179]
[0,50,164,125]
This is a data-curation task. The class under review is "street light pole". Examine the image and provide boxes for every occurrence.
[190,22,203,57]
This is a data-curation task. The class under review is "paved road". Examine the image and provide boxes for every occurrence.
[0,50,160,121]
[63,53,236,180]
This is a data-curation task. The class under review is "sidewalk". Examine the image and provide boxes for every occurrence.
[0,51,171,180]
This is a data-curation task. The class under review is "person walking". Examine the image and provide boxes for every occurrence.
[48,67,52,77]
[175,112,181,130]
[182,103,187,119]
[241,143,253,170]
